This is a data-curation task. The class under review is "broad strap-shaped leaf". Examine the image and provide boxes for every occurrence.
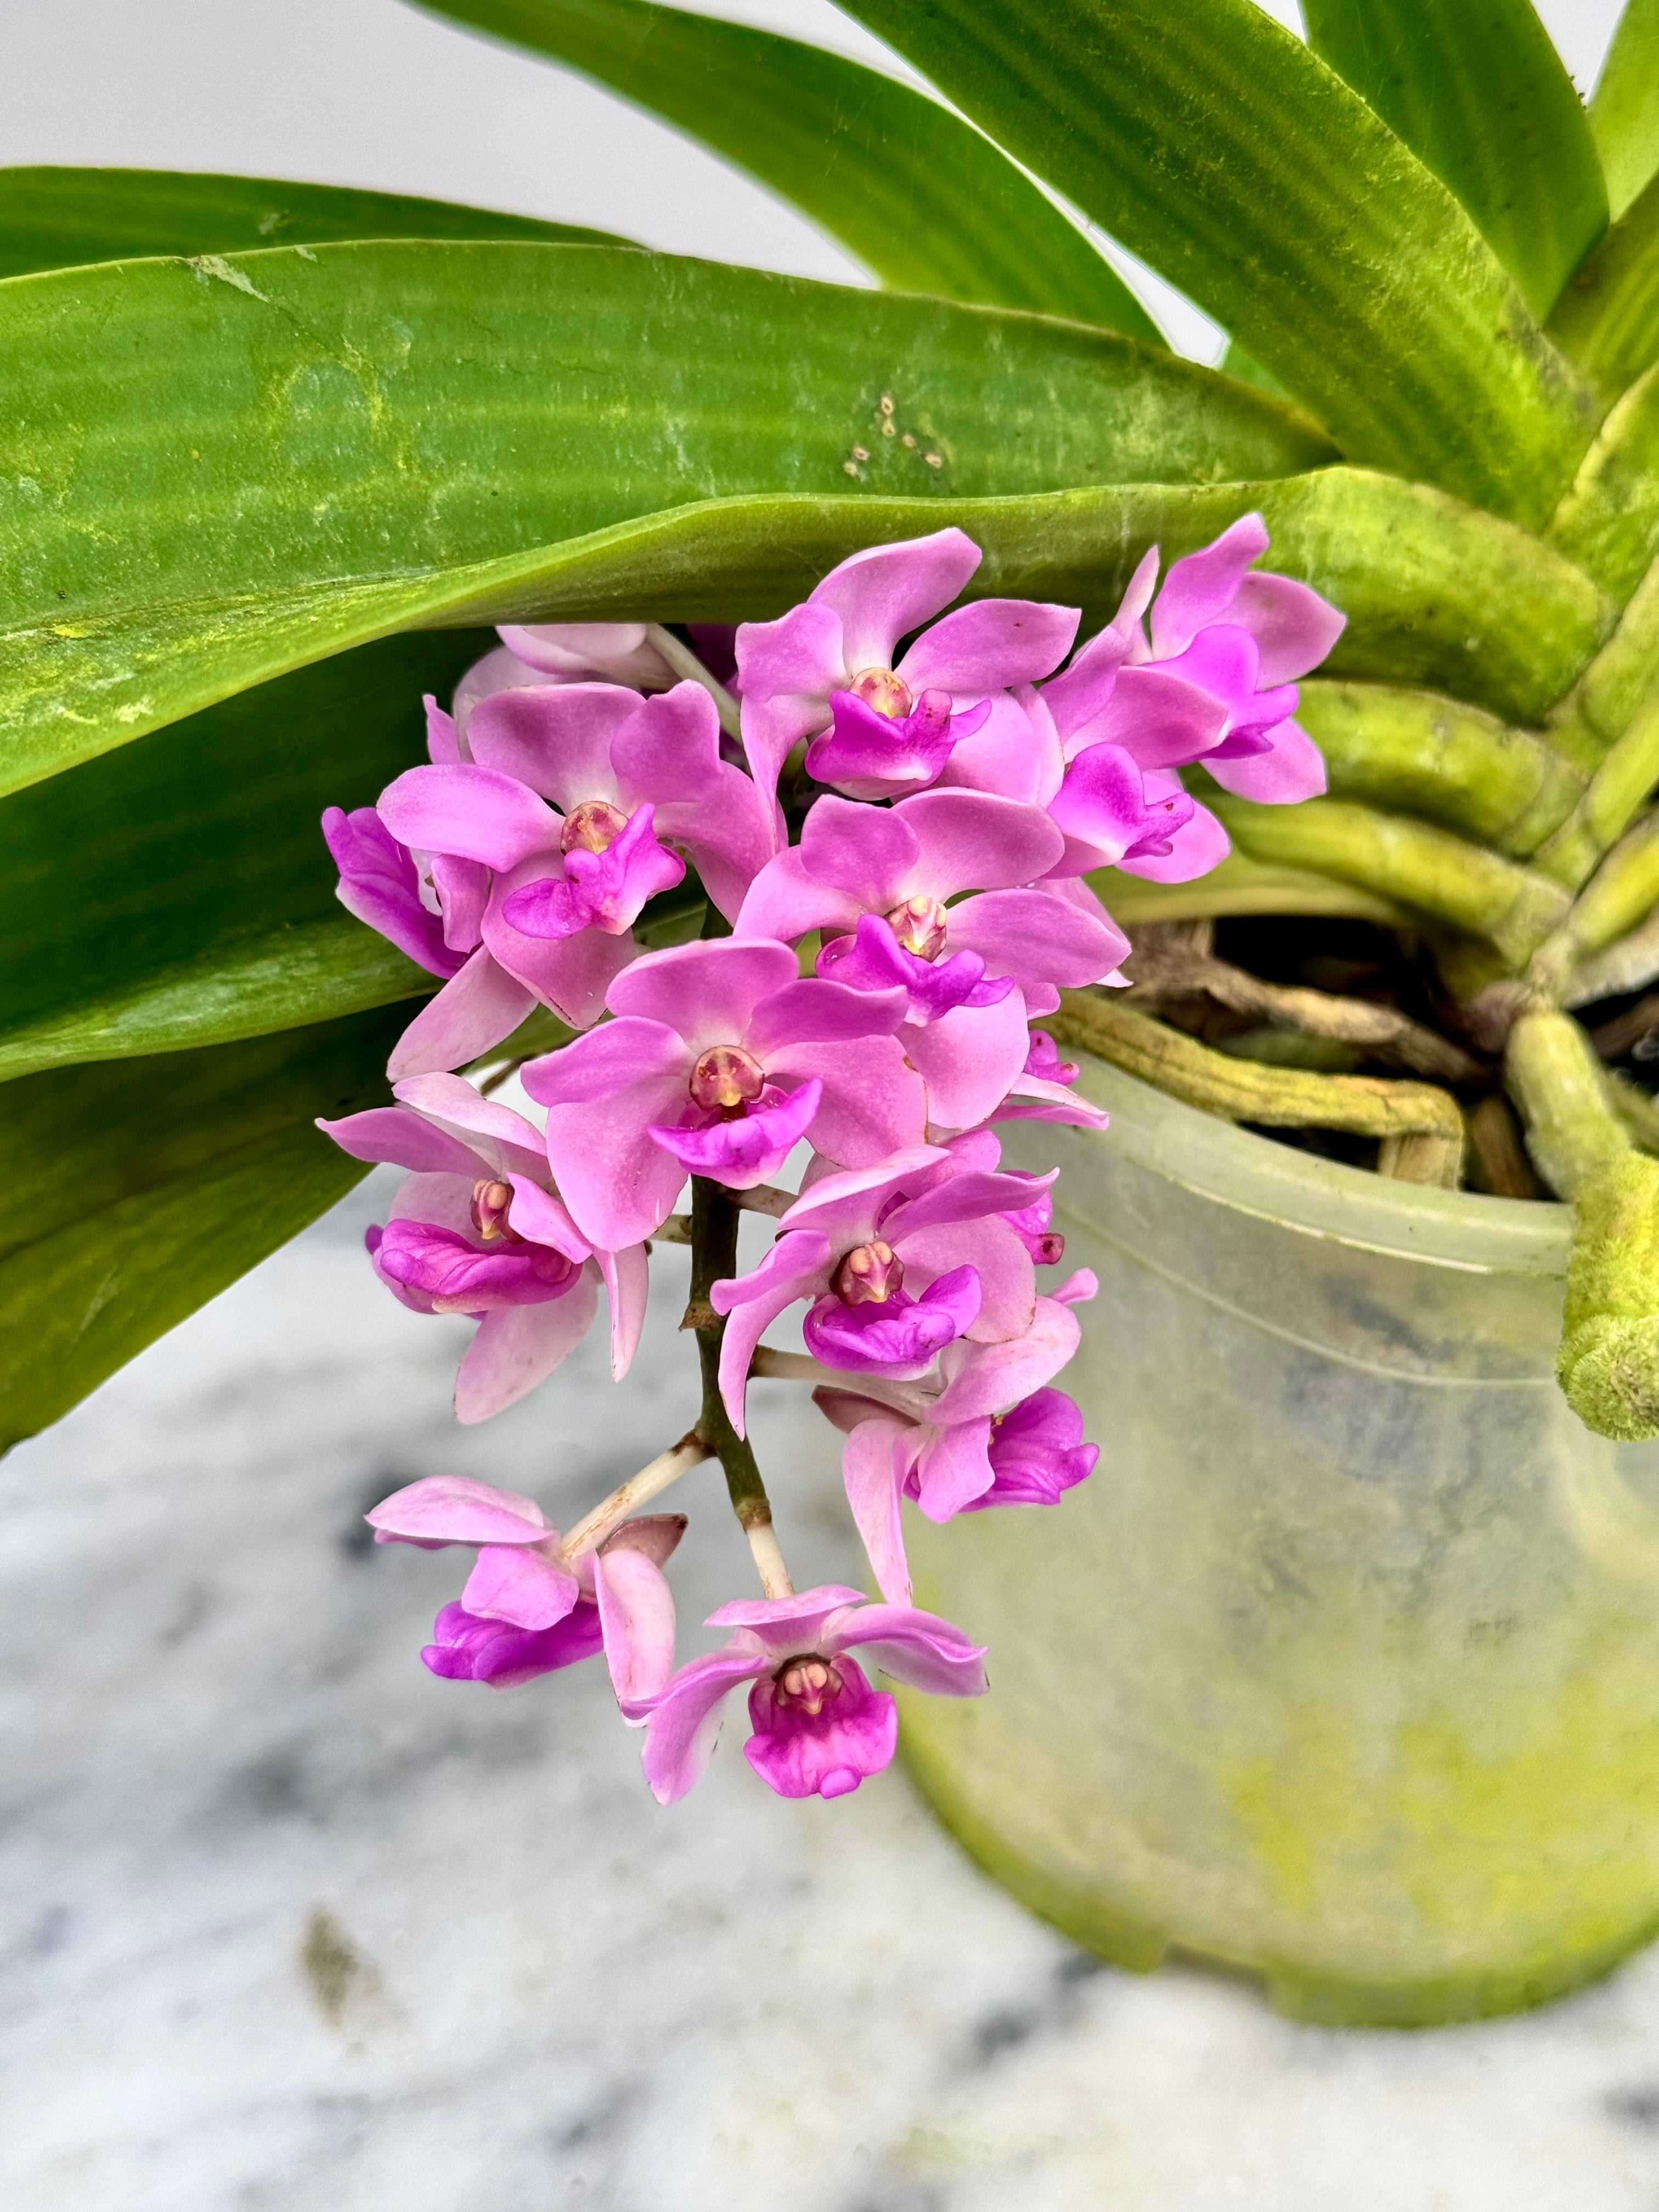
[0,165,627,281]
[0,1009,405,1454]
[1301,0,1606,321]
[0,238,1335,791]
[1549,170,1659,398]
[3,471,1605,821]
[833,0,1598,523]
[1549,361,1659,602]
[1592,0,1659,219]
[0,631,482,1080]
[407,0,1160,336]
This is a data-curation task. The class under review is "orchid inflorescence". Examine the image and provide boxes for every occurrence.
[320,518,1342,1805]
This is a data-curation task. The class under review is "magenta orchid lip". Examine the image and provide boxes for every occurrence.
[319,518,1341,1805]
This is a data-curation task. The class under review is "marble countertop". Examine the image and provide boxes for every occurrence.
[8,1171,1659,2211]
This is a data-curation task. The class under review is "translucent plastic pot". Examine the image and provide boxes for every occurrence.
[897,1056,1659,2025]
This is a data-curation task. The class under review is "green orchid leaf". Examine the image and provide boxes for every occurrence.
[1592,0,1659,219]
[0,629,485,1077]
[1549,170,1659,398]
[1548,362,1659,602]
[0,238,1335,792]
[405,0,1159,336]
[0,165,626,281]
[5,466,1603,831]
[0,1008,405,1454]
[832,0,1597,524]
[1301,0,1606,321]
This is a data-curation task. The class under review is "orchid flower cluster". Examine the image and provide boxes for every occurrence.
[320,517,1342,1805]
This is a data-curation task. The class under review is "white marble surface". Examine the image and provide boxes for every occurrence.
[9,1174,1659,2210]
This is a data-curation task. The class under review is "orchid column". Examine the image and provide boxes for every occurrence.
[319,521,1341,1805]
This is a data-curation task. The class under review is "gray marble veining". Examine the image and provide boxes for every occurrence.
[7,1172,1659,2209]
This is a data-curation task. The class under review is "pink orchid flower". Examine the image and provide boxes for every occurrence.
[625,1584,988,1803]
[710,1143,1050,1435]
[736,790,1126,1130]
[1060,515,1345,810]
[367,1474,681,1700]
[814,1279,1098,1604]
[521,938,924,1250]
[319,1072,648,1421]
[733,527,1079,818]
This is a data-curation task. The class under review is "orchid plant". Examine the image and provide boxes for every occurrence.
[321,518,1339,1800]
[8,0,1659,1666]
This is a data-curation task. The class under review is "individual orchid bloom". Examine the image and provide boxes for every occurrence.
[710,1143,1051,1435]
[521,938,924,1250]
[817,1280,1098,1604]
[733,527,1080,820]
[625,1585,988,1803]
[465,678,774,929]
[319,1071,649,1420]
[736,790,1126,1130]
[1086,515,1344,806]
[366,1473,681,1700]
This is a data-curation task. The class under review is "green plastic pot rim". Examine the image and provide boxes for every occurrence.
[1066,1052,1572,1279]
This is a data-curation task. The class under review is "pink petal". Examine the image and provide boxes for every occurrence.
[317,1106,481,1177]
[597,1241,651,1381]
[768,1036,929,1167]
[391,1071,545,1169]
[386,949,535,1081]
[377,763,560,872]
[840,1415,916,1606]
[636,1646,766,1800]
[1200,719,1328,803]
[594,1544,679,1706]
[1150,513,1269,658]
[710,1228,834,1436]
[707,1584,868,1640]
[503,1174,592,1262]
[611,681,724,802]
[1228,572,1347,685]
[466,681,633,809]
[932,1296,1082,1421]
[899,789,1064,899]
[810,528,981,673]
[901,995,1033,1133]
[900,1217,1035,1341]
[1116,794,1232,882]
[909,1415,996,1520]
[949,887,1129,994]
[366,1473,549,1547]
[495,621,673,687]
[425,694,462,765]
[480,859,640,1026]
[656,768,777,924]
[799,794,921,907]
[607,938,799,1046]
[537,1050,693,1250]
[820,1600,989,1695]
[743,1656,898,1799]
[1075,664,1230,770]
[461,1542,580,1629]
[735,846,866,945]
[936,690,1064,804]
[454,1270,601,1422]
[745,975,908,1056]
[600,1514,689,1568]
[898,597,1078,693]
[522,1016,689,1106]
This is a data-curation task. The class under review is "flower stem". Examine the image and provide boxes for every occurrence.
[558,1432,712,1565]
[688,1174,792,1596]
